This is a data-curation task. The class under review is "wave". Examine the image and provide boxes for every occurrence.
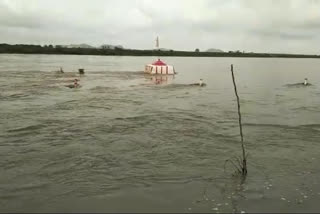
[0,93,30,100]
[89,70,144,74]
[243,122,320,130]
[7,124,43,133]
[113,111,215,128]
[300,124,320,129]
[146,83,205,90]
[89,86,117,92]
[284,83,313,88]
[292,106,320,112]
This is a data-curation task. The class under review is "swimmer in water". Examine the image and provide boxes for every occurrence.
[285,78,312,87]
[66,79,80,88]
[74,79,79,87]
[54,67,64,74]
[199,79,204,86]
[190,79,206,87]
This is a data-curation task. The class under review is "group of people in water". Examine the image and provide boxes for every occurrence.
[192,78,311,87]
[192,78,311,88]
[64,77,310,89]
[57,65,310,89]
[55,67,83,89]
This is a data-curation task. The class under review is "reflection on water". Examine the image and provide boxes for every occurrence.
[0,54,320,213]
[145,74,175,85]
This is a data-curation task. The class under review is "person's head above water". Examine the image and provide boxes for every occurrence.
[304,78,308,85]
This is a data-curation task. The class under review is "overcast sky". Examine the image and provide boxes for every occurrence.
[0,0,319,54]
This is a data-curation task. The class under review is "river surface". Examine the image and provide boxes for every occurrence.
[0,54,320,213]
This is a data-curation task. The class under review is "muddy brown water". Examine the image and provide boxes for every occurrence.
[0,54,320,213]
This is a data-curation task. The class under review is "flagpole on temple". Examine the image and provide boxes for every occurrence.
[156,36,160,60]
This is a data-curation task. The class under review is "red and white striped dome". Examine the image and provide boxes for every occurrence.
[145,59,176,75]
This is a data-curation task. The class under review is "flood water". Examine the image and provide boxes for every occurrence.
[0,54,320,213]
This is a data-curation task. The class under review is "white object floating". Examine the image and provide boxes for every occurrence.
[145,59,176,75]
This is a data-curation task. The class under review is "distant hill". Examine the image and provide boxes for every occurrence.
[62,44,96,49]
[206,48,224,53]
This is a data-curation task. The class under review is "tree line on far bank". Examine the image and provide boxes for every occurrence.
[0,43,319,58]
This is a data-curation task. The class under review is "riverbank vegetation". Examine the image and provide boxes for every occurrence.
[1,43,319,58]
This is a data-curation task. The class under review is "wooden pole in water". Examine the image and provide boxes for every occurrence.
[231,64,247,176]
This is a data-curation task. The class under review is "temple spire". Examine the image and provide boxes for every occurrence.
[156,36,159,49]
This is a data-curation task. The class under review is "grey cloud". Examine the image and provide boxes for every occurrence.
[293,19,320,31]
[0,3,41,29]
[0,0,320,54]
[250,29,316,40]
